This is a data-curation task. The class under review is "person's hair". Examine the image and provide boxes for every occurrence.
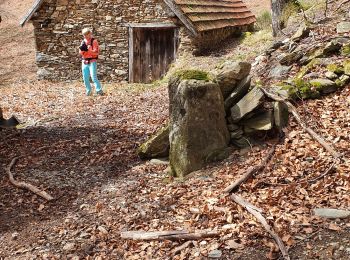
[82,28,92,36]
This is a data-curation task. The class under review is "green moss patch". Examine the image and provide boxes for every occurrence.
[326,63,344,74]
[173,70,211,81]
[341,44,350,57]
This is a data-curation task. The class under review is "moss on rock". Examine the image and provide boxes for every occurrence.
[137,125,170,159]
[326,63,344,74]
[341,44,350,57]
[343,60,350,75]
[173,70,211,81]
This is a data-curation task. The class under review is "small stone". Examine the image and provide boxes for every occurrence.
[291,25,310,41]
[231,137,251,148]
[208,249,222,259]
[268,65,292,79]
[230,129,244,139]
[336,74,350,87]
[279,51,303,66]
[337,22,350,34]
[63,242,76,252]
[149,158,169,165]
[137,125,169,159]
[313,208,350,219]
[274,102,289,130]
[305,157,314,162]
[242,110,274,132]
[227,124,240,132]
[325,71,338,80]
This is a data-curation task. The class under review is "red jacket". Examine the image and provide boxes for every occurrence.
[79,38,99,62]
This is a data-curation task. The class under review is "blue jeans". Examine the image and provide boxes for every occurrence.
[82,61,102,95]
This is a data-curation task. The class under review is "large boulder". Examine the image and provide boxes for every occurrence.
[230,87,265,123]
[169,77,230,177]
[215,61,251,98]
[137,125,170,159]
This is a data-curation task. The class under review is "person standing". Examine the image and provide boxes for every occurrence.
[79,28,103,96]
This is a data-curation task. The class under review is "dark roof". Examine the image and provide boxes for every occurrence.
[21,0,256,36]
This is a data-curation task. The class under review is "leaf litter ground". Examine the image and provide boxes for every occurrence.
[0,80,349,259]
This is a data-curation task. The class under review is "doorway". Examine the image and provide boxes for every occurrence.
[129,24,179,83]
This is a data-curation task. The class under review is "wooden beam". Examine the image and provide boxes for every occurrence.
[125,22,178,28]
[20,0,45,27]
[163,0,198,37]
[128,27,134,83]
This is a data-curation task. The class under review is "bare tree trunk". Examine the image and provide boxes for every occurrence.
[271,0,289,36]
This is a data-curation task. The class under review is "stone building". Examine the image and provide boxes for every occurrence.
[21,0,256,83]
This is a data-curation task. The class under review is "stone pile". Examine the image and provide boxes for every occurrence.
[255,22,350,100]
[137,64,290,176]
[215,61,289,148]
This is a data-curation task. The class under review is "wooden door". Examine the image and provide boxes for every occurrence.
[129,27,178,83]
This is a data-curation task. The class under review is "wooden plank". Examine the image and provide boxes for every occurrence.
[121,230,219,241]
[128,27,134,83]
[125,22,178,28]
[163,0,198,36]
[20,0,45,26]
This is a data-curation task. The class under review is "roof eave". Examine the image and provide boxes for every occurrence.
[20,0,45,27]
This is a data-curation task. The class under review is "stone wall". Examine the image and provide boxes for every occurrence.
[31,0,175,81]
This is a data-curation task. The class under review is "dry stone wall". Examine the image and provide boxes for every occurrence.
[31,0,175,81]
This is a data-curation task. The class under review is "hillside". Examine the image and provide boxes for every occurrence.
[1,1,350,260]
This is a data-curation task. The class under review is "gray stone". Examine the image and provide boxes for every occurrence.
[274,102,289,130]
[230,87,265,123]
[309,78,338,94]
[241,110,274,132]
[337,22,350,34]
[224,76,252,111]
[325,71,339,80]
[313,208,350,219]
[149,158,169,165]
[322,40,342,56]
[208,249,222,259]
[268,65,292,79]
[279,51,303,66]
[291,25,310,41]
[137,125,169,159]
[169,78,230,177]
[216,61,251,98]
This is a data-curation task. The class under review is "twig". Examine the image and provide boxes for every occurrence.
[120,230,218,241]
[6,156,54,201]
[337,0,350,11]
[308,161,336,183]
[260,88,342,159]
[171,241,193,256]
[231,194,290,260]
[224,146,276,193]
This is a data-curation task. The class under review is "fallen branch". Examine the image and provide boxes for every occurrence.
[224,146,276,193]
[171,241,193,256]
[120,230,218,241]
[6,156,54,201]
[261,88,341,159]
[231,194,290,260]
